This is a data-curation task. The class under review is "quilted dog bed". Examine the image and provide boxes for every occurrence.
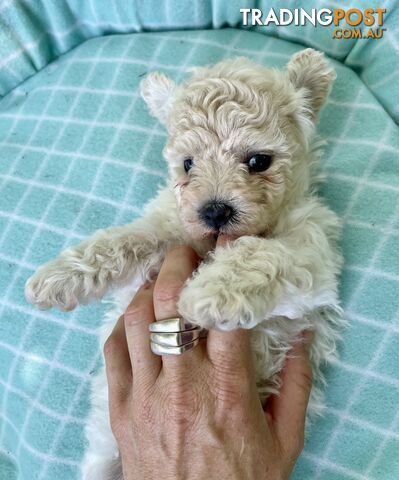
[0,1,398,479]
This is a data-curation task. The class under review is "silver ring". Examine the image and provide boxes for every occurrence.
[151,338,200,356]
[149,317,204,356]
[149,317,197,333]
[150,327,201,347]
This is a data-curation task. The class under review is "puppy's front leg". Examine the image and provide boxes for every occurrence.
[25,190,185,311]
[178,233,338,330]
[25,219,165,310]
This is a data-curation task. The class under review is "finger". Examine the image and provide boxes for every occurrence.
[207,328,254,384]
[267,332,313,452]
[104,315,132,406]
[153,246,204,373]
[209,235,253,386]
[124,281,161,387]
[153,246,199,319]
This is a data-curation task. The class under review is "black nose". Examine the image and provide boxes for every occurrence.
[199,202,234,229]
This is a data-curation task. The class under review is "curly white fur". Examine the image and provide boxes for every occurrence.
[25,49,343,480]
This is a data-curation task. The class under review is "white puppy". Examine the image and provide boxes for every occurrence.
[25,49,343,480]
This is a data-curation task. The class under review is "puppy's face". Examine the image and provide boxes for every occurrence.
[141,51,335,240]
[164,79,291,239]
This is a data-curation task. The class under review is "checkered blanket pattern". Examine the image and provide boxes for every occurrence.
[0,3,398,480]
[1,0,398,122]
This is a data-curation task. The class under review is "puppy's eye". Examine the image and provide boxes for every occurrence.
[184,158,193,173]
[245,154,272,173]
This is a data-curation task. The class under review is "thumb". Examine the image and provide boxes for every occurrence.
[267,331,313,448]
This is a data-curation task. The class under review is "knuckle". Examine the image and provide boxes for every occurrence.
[211,360,250,407]
[103,334,124,359]
[135,398,156,432]
[109,406,128,441]
[154,283,182,308]
[297,366,313,393]
[212,382,246,409]
[124,302,149,327]
[160,380,202,426]
[301,368,313,388]
[211,352,248,383]
[168,245,196,258]
[111,392,156,446]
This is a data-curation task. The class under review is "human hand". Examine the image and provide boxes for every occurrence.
[104,243,313,480]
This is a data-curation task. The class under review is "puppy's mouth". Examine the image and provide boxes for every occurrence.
[211,227,228,242]
[203,221,244,243]
[189,220,248,242]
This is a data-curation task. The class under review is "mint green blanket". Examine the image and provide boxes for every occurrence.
[1,2,398,480]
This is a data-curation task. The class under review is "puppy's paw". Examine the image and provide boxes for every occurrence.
[178,270,263,331]
[25,260,82,311]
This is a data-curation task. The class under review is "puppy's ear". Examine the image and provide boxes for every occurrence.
[140,72,176,124]
[287,48,336,121]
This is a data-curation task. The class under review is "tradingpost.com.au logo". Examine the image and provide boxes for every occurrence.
[240,8,386,39]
